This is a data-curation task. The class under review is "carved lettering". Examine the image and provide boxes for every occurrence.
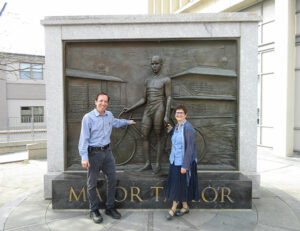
[67,185,235,204]
[201,186,218,202]
[151,186,164,202]
[130,186,143,202]
[221,187,234,203]
[69,186,86,202]
[96,188,103,202]
[115,186,128,202]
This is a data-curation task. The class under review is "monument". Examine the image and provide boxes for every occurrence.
[41,13,260,209]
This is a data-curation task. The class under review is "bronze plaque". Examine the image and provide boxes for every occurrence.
[65,40,238,170]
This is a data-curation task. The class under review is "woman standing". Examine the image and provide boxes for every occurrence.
[165,104,199,220]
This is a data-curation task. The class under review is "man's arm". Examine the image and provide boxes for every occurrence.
[112,113,136,128]
[164,78,172,124]
[124,80,147,112]
[78,115,90,167]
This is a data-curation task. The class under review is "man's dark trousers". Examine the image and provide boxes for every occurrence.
[87,147,116,211]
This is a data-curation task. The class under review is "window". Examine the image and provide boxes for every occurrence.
[21,106,44,123]
[20,63,43,80]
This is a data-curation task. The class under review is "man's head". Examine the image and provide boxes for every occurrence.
[95,92,110,114]
[151,55,163,74]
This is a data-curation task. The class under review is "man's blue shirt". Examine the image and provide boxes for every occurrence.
[78,109,130,161]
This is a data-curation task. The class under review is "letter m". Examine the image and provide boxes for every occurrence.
[69,186,87,201]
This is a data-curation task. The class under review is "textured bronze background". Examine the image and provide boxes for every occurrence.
[65,40,238,170]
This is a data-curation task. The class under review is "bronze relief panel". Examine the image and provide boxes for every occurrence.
[65,40,238,171]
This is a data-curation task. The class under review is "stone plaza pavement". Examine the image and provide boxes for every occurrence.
[1,150,300,231]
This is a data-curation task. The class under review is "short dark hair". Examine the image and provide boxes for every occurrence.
[95,92,110,102]
[175,104,187,114]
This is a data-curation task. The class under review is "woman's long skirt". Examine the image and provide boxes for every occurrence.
[165,161,199,202]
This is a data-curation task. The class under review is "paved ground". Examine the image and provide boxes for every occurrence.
[1,150,300,231]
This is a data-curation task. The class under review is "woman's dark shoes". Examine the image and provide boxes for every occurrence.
[90,210,103,223]
[175,207,190,216]
[105,208,121,219]
[166,209,176,220]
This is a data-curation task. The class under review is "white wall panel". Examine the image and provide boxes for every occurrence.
[261,73,275,126]
[295,72,300,126]
[261,127,274,147]
[263,0,275,22]
[262,50,275,73]
[262,22,275,44]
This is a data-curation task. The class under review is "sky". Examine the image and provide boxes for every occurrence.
[0,0,148,55]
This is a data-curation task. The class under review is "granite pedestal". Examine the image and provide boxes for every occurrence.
[52,172,252,209]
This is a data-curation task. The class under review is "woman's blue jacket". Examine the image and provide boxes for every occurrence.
[169,120,197,171]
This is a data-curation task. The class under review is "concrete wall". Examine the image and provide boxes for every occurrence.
[0,140,39,154]
[0,78,8,130]
[27,141,47,160]
[7,83,45,100]
[7,99,46,127]
[295,0,300,153]
[0,52,46,130]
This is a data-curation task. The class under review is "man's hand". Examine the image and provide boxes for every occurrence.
[129,120,136,125]
[81,160,90,168]
[181,168,187,174]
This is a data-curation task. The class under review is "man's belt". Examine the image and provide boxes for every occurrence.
[88,144,110,152]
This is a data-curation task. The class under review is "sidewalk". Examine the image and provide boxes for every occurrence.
[1,151,300,231]
[0,151,28,164]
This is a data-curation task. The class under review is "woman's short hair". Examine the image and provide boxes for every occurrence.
[95,92,110,102]
[175,104,187,114]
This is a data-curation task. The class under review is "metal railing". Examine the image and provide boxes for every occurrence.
[0,117,47,143]
[21,115,44,123]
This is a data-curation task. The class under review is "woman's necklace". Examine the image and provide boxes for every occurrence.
[177,122,182,131]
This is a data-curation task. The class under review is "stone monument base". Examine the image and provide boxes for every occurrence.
[52,171,252,209]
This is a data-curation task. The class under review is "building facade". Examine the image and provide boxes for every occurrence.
[0,52,46,131]
[148,0,297,157]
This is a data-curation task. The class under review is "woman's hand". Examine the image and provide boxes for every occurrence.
[180,168,187,174]
[167,123,173,130]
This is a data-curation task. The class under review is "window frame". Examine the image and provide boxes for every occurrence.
[20,106,44,123]
[19,62,43,80]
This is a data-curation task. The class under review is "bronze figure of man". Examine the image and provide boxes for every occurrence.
[125,55,171,173]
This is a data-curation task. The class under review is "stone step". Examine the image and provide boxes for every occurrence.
[52,172,252,209]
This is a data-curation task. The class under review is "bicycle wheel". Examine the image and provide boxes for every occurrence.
[195,127,206,162]
[110,125,136,166]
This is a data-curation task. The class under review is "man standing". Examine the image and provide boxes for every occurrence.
[124,55,171,173]
[79,92,136,224]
